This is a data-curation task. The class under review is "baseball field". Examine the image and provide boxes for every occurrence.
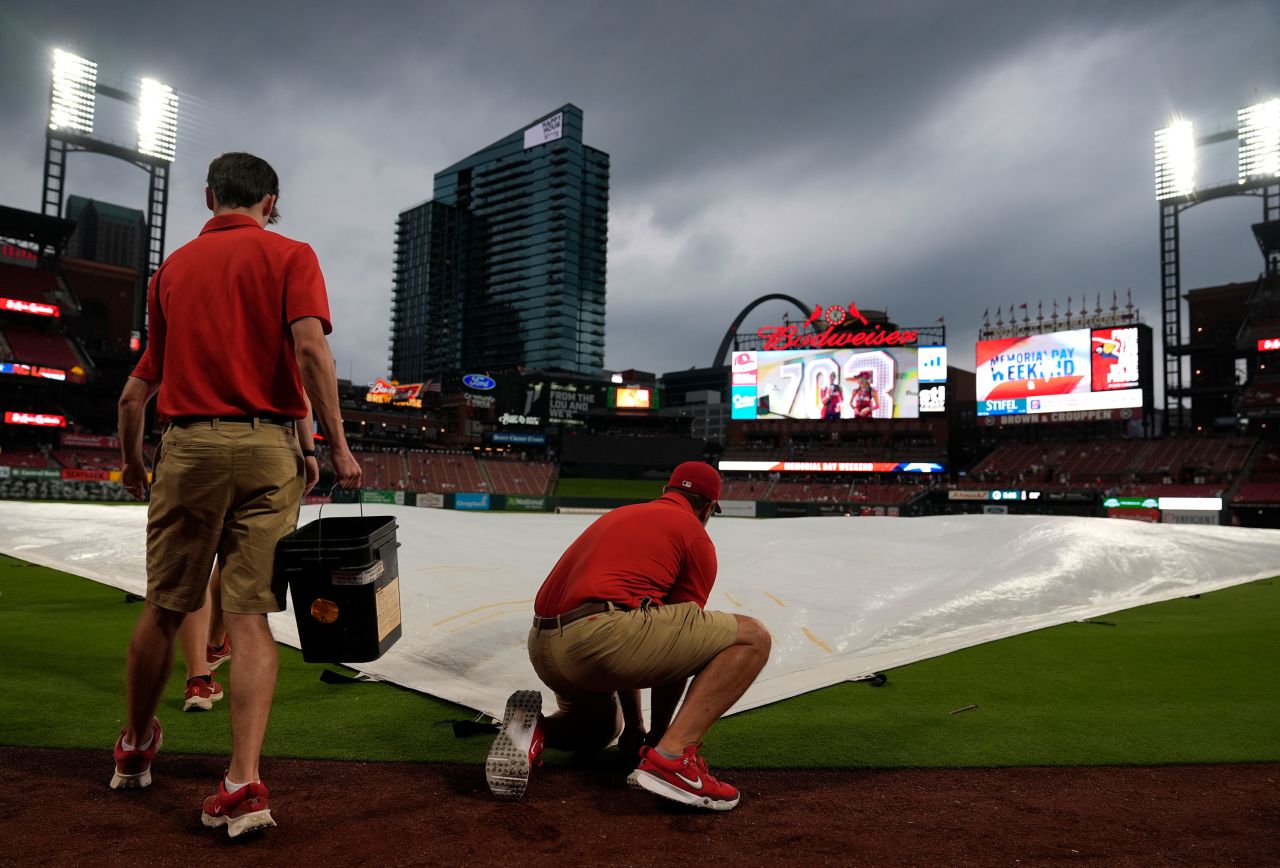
[2,550,1277,864]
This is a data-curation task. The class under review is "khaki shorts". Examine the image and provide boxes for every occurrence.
[527,602,739,747]
[146,420,303,614]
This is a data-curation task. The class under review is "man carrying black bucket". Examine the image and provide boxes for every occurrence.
[486,462,771,811]
[112,152,362,837]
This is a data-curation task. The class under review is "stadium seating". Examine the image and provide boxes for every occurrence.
[847,483,928,504]
[478,458,554,495]
[1053,440,1151,479]
[404,451,487,493]
[1232,483,1280,504]
[768,481,851,502]
[1,326,84,370]
[0,448,53,468]
[353,451,408,490]
[0,261,59,303]
[720,478,771,501]
[1114,483,1226,498]
[969,443,1058,481]
[53,449,118,471]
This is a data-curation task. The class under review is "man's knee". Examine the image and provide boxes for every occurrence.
[733,615,772,654]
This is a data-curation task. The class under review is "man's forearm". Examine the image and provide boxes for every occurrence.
[118,376,158,461]
[297,394,315,450]
[295,343,348,452]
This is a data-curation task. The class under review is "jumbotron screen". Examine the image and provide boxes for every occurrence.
[975,326,1150,417]
[730,347,946,420]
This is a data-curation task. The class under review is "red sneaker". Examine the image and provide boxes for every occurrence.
[110,717,163,790]
[206,637,231,671]
[485,690,545,801]
[628,744,740,811]
[201,779,276,838]
[183,676,225,712]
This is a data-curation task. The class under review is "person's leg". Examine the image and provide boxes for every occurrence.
[215,421,301,787]
[647,678,688,747]
[207,564,227,652]
[124,601,186,744]
[222,611,278,783]
[654,615,770,754]
[178,584,214,680]
[541,692,621,752]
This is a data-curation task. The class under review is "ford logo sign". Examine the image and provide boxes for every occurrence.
[462,374,496,391]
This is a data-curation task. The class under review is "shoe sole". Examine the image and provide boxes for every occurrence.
[208,656,230,672]
[183,690,223,712]
[628,768,740,812]
[110,729,165,790]
[485,690,541,801]
[202,808,276,838]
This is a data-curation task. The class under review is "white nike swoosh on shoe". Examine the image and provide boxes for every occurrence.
[675,772,704,790]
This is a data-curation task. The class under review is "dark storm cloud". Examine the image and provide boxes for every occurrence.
[1,0,1277,385]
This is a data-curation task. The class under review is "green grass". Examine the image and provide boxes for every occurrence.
[552,478,665,499]
[1,552,1277,768]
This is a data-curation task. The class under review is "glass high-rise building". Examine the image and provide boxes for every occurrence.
[390,104,608,382]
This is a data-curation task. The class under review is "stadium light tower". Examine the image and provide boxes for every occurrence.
[1154,99,1280,432]
[1239,99,1280,183]
[41,47,180,343]
[49,49,97,135]
[1154,121,1195,200]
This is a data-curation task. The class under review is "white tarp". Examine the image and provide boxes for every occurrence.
[3,501,1279,720]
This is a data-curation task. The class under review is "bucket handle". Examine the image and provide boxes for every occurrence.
[315,483,365,554]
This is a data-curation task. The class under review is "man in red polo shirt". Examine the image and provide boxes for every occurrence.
[486,462,771,811]
[111,152,362,838]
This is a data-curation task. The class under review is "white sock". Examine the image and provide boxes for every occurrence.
[121,730,153,752]
[224,778,250,794]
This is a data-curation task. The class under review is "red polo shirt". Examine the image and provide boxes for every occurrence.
[534,492,718,616]
[131,214,332,418]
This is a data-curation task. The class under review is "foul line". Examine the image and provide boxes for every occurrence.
[802,627,833,654]
[433,599,534,627]
[450,606,532,634]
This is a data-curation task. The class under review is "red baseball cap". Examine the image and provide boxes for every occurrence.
[668,461,722,513]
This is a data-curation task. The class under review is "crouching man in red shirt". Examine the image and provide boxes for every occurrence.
[486,462,771,811]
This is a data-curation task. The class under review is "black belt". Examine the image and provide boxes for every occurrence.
[533,601,631,630]
[169,414,296,430]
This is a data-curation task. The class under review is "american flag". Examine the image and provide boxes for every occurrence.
[423,378,441,393]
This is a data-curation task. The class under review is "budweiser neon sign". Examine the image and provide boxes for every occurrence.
[4,411,67,427]
[1,297,59,317]
[365,378,423,408]
[757,301,917,351]
[1260,337,1280,352]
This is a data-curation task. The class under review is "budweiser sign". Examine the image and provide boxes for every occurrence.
[5,411,67,427]
[1,297,59,317]
[757,301,917,350]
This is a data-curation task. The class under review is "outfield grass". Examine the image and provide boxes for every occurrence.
[1,553,1276,768]
[552,478,665,499]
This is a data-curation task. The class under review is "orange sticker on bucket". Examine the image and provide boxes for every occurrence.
[311,598,340,624]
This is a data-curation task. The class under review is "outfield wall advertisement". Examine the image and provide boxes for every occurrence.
[975,326,1150,419]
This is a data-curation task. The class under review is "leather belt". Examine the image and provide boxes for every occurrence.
[170,414,296,430]
[533,601,630,631]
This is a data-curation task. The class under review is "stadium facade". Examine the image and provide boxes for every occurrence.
[389,105,609,383]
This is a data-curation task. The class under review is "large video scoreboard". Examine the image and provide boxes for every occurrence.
[730,347,947,420]
[975,325,1152,420]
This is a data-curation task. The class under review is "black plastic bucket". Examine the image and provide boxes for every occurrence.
[274,515,402,663]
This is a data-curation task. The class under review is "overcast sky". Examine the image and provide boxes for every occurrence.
[1,1,1277,384]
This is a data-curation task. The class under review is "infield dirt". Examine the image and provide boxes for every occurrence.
[1,747,1275,866]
